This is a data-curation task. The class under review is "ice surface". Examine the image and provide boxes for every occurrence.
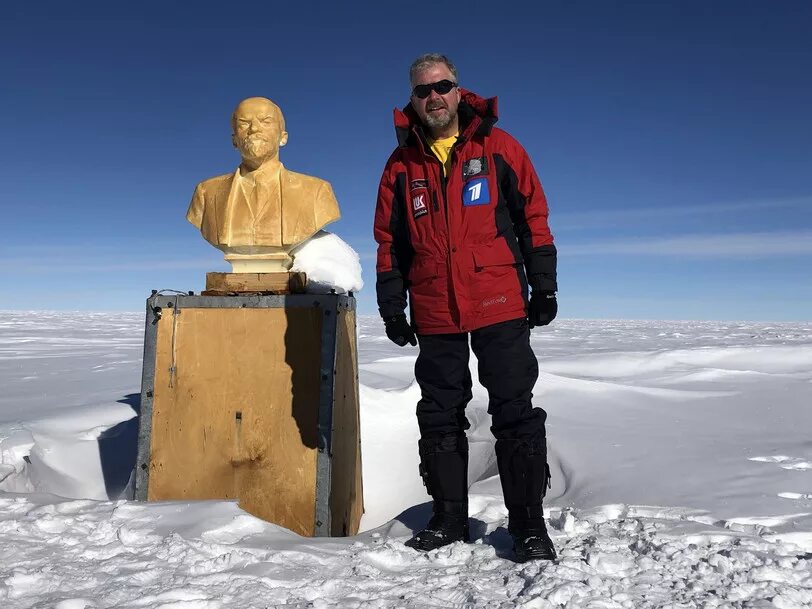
[1,313,811,607]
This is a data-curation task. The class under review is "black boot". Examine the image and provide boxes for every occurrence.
[511,525,557,562]
[508,508,557,562]
[495,436,556,562]
[405,434,469,551]
[405,500,470,550]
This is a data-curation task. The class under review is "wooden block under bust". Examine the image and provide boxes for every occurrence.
[203,272,307,295]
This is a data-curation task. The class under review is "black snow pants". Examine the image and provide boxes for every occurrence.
[413,317,549,523]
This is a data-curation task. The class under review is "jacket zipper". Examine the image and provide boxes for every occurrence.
[432,137,464,218]
[420,130,467,330]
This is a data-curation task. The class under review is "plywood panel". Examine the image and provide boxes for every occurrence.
[149,307,322,536]
[329,309,364,536]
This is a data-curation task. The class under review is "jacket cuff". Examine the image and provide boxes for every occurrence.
[528,273,557,294]
[378,303,407,319]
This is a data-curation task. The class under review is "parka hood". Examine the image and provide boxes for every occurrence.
[393,89,499,148]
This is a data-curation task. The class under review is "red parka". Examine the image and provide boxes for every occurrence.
[374,90,557,335]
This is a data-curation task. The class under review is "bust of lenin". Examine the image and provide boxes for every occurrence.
[186,97,341,272]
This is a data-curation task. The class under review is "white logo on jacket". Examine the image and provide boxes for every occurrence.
[481,295,508,308]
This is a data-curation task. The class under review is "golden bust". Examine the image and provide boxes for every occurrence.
[186,97,341,272]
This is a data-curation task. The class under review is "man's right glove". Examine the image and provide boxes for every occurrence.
[384,313,417,346]
[528,291,557,328]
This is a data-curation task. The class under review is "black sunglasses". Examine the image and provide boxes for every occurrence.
[412,79,458,99]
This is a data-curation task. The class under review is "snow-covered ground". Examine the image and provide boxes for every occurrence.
[1,311,811,608]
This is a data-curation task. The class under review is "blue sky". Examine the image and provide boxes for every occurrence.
[1,1,810,320]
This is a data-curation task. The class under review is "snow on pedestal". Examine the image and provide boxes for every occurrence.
[290,230,364,294]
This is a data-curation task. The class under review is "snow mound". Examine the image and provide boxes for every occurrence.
[290,230,363,294]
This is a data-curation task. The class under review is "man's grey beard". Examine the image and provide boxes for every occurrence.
[424,108,457,131]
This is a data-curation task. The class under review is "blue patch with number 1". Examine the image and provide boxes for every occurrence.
[463,177,490,206]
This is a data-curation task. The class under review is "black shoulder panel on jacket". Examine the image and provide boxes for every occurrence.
[493,153,558,293]
[376,172,414,317]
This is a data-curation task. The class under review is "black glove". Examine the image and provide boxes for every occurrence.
[528,291,557,328]
[384,314,417,346]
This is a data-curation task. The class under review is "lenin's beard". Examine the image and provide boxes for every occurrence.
[235,134,276,164]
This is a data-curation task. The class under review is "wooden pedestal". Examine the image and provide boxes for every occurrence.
[203,272,307,295]
[135,293,363,537]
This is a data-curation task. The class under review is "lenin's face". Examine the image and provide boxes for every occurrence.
[232,98,288,166]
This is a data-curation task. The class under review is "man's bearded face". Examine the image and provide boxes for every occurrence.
[231,98,287,165]
[411,63,461,135]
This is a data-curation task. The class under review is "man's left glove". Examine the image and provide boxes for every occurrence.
[528,291,557,328]
[384,313,417,346]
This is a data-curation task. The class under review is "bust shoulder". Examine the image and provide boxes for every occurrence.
[196,172,234,192]
[281,168,331,192]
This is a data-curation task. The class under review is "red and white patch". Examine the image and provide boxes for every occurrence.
[412,193,428,219]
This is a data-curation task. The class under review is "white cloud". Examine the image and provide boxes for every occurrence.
[564,230,812,258]
[0,258,217,274]
[554,195,812,230]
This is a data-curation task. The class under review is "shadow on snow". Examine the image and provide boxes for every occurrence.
[97,393,140,500]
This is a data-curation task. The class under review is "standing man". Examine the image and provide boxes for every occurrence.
[374,54,558,562]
